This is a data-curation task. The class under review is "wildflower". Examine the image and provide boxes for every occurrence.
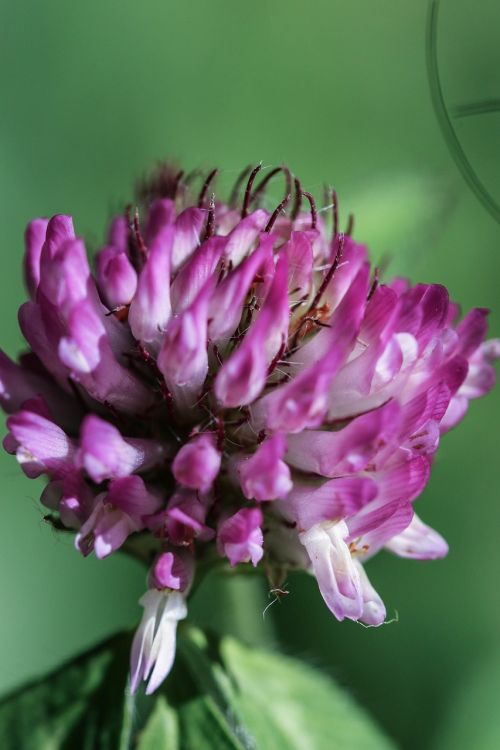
[1,162,498,691]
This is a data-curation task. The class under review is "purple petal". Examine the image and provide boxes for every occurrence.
[93,509,135,559]
[217,507,264,567]
[322,237,368,312]
[261,264,369,432]
[106,475,161,519]
[0,349,81,429]
[171,236,226,313]
[440,394,469,432]
[18,301,69,388]
[129,227,173,350]
[171,207,205,271]
[75,496,136,558]
[40,214,75,264]
[172,434,221,491]
[96,247,137,309]
[24,218,48,299]
[150,550,194,592]
[78,415,167,482]
[145,199,176,243]
[223,209,268,266]
[385,513,448,559]
[215,251,289,407]
[208,239,272,342]
[455,308,489,359]
[346,499,413,547]
[286,476,378,530]
[157,276,214,405]
[107,215,129,253]
[285,400,401,477]
[238,433,292,501]
[6,408,75,479]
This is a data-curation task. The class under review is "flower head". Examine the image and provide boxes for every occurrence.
[2,162,499,691]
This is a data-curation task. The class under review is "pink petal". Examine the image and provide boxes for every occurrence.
[96,247,137,309]
[285,400,401,477]
[385,513,448,559]
[455,308,489,359]
[24,218,49,299]
[107,215,129,253]
[40,214,75,264]
[106,475,161,519]
[285,476,378,530]
[299,521,363,621]
[214,252,289,407]
[78,414,167,482]
[6,408,75,479]
[261,263,369,433]
[158,276,214,405]
[129,227,173,350]
[223,209,268,266]
[238,433,292,501]
[171,236,226,313]
[171,207,206,271]
[172,434,221,491]
[208,240,271,342]
[150,550,194,592]
[145,199,176,243]
[217,507,264,567]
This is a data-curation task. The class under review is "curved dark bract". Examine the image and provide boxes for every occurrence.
[426,0,500,223]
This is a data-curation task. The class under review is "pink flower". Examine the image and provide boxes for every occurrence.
[1,161,498,691]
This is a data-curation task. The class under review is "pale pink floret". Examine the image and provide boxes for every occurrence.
[129,588,187,695]
[1,163,498,690]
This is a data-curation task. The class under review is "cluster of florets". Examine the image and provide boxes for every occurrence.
[1,163,498,693]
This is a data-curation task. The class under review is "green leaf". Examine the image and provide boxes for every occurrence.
[176,695,247,750]
[171,628,395,750]
[137,696,179,750]
[222,636,394,750]
[0,628,394,749]
[0,633,139,750]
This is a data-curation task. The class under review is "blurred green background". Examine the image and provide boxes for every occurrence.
[0,1,499,748]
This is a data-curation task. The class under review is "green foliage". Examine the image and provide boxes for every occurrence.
[0,628,395,749]
[0,634,136,750]
[136,697,179,750]
[217,634,394,750]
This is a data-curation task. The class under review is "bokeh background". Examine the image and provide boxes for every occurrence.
[1,1,499,748]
